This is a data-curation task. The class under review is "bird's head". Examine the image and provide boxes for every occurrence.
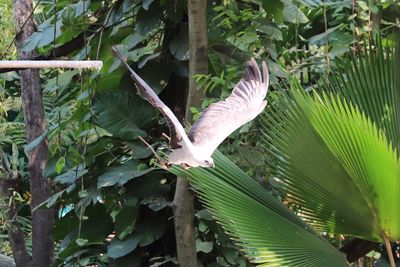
[199,158,215,168]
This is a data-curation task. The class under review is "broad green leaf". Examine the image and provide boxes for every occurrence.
[122,32,145,50]
[136,219,166,246]
[124,141,153,159]
[54,165,87,185]
[169,24,189,61]
[107,234,142,259]
[282,0,309,24]
[308,25,341,45]
[196,240,213,253]
[256,20,283,41]
[171,151,347,266]
[196,209,214,221]
[261,40,400,241]
[78,204,114,243]
[97,160,153,188]
[40,184,76,209]
[109,250,142,267]
[115,205,139,240]
[125,174,170,198]
[24,129,49,153]
[44,70,78,93]
[135,3,162,35]
[21,32,41,52]
[257,0,284,24]
[92,90,156,140]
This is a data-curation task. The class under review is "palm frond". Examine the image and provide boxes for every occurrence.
[91,90,156,140]
[171,151,347,266]
[261,40,400,241]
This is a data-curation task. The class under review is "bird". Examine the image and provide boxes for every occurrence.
[113,47,269,168]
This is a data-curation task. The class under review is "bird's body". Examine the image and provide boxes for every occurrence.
[113,47,269,168]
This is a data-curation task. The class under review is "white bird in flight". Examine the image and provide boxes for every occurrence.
[113,48,269,168]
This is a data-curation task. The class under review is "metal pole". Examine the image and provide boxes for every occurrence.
[0,60,103,69]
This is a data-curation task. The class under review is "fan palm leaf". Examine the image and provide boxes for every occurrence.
[261,39,400,242]
[171,151,347,266]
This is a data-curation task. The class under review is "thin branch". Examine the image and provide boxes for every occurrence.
[383,233,396,267]
[138,136,164,165]
[323,0,330,66]
[0,60,103,69]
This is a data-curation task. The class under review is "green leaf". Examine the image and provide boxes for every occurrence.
[97,161,153,188]
[257,20,283,41]
[170,151,347,266]
[136,219,166,246]
[261,40,400,241]
[115,205,139,240]
[38,184,76,209]
[125,174,170,198]
[142,0,154,10]
[267,60,288,79]
[24,129,49,153]
[196,240,213,253]
[125,141,153,159]
[169,24,189,61]
[308,25,341,45]
[122,32,145,50]
[107,234,142,259]
[141,197,168,211]
[109,250,142,267]
[196,209,214,221]
[135,3,162,35]
[92,90,156,140]
[257,0,284,24]
[54,165,87,185]
[75,238,88,246]
[55,157,66,175]
[79,204,114,243]
[282,0,309,24]
[237,146,264,167]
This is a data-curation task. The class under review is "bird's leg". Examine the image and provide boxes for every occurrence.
[182,163,191,170]
[162,132,171,141]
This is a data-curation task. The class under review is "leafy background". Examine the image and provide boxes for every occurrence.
[0,0,399,266]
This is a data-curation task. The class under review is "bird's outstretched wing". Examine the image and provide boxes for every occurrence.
[112,47,189,149]
[188,58,269,156]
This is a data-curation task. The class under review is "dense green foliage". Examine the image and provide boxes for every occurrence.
[262,43,400,242]
[0,0,399,266]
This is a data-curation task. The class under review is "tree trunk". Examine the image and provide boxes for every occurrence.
[173,0,208,266]
[13,1,54,266]
[185,0,208,119]
[0,175,30,267]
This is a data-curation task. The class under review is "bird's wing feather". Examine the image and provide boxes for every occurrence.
[188,58,269,156]
[112,47,190,149]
